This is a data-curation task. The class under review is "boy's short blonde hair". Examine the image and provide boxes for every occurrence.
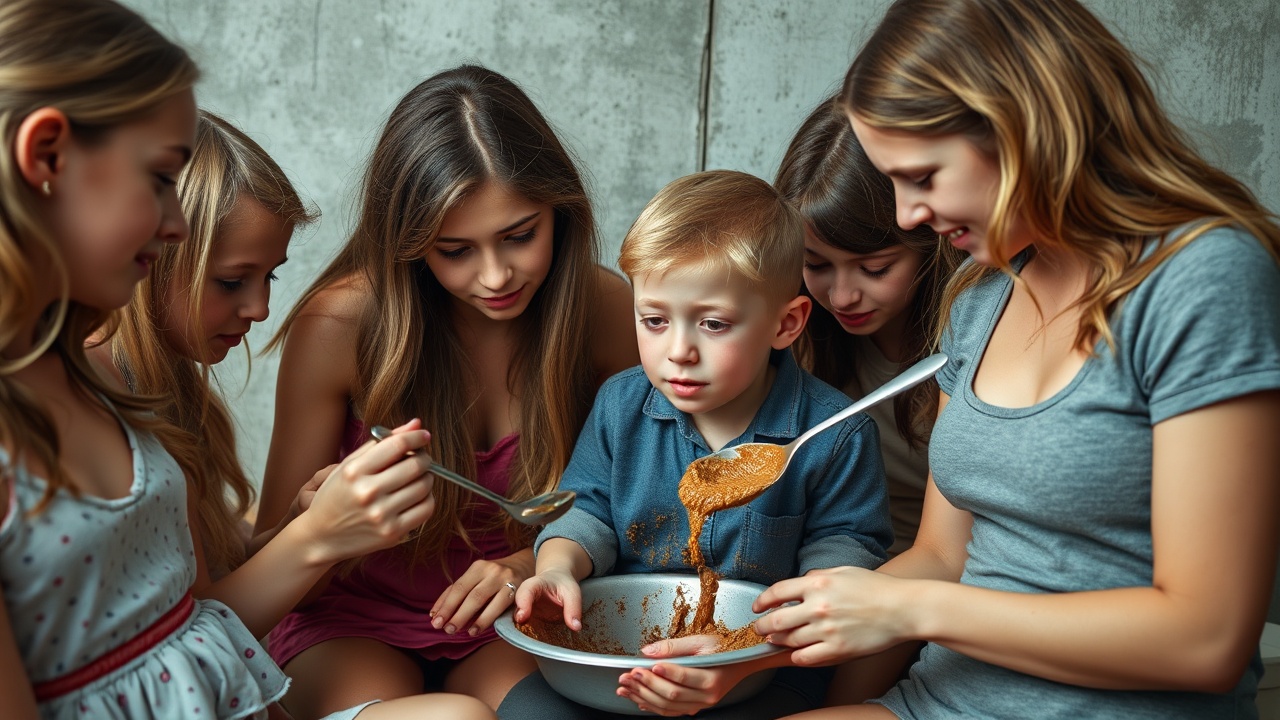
[619,170,805,305]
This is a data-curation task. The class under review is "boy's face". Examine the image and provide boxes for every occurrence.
[633,266,788,428]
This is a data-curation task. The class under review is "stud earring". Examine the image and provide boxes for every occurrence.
[41,180,51,196]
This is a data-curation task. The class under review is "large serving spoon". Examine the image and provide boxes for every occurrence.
[370,425,575,525]
[678,353,948,513]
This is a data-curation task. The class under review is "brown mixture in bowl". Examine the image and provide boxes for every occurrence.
[515,444,784,655]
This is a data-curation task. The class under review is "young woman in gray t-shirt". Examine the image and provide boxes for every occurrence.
[750,1,1280,718]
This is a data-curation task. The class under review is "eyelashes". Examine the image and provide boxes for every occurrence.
[803,261,894,278]
[216,273,278,292]
[436,228,539,260]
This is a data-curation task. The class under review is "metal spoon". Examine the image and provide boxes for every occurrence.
[681,353,948,509]
[370,425,576,525]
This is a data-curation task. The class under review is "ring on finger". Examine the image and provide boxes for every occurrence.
[504,581,517,599]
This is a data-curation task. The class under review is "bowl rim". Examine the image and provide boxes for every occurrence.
[493,574,787,668]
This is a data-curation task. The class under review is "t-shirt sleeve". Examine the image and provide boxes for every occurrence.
[937,262,1004,398]
[1125,226,1280,424]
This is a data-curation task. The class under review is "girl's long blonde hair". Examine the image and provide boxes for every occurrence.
[843,0,1280,352]
[0,0,198,511]
[103,111,315,576]
[270,65,601,567]
[777,96,962,448]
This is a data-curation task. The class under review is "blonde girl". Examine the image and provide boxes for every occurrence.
[779,95,962,557]
[88,110,316,585]
[751,0,1280,718]
[254,64,637,717]
[87,108,489,666]
[0,2,473,718]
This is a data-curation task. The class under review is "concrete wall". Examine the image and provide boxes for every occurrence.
[123,0,1280,620]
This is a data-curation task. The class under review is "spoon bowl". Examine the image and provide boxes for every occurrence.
[370,425,575,525]
[681,353,948,510]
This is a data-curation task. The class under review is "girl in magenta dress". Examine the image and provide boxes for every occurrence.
[255,64,638,717]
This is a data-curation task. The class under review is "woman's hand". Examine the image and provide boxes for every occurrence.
[614,635,752,716]
[294,420,437,564]
[513,568,582,630]
[430,548,534,635]
[752,566,915,666]
[290,463,336,519]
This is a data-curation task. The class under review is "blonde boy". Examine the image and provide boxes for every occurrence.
[509,170,891,717]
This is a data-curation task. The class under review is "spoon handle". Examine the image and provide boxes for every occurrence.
[368,425,511,508]
[792,353,949,450]
[428,462,512,508]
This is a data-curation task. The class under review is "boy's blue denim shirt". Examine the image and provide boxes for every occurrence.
[535,348,892,586]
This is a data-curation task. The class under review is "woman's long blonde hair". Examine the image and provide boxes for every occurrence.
[0,0,198,510]
[270,65,601,567]
[777,96,962,447]
[103,111,315,575]
[843,0,1280,352]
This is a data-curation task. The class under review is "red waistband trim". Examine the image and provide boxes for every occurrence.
[33,591,196,701]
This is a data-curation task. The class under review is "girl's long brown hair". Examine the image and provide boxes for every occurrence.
[103,111,315,576]
[270,65,601,566]
[777,96,961,448]
[0,0,198,511]
[843,0,1279,353]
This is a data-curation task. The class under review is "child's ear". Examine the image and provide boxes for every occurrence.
[772,294,812,350]
[14,107,72,192]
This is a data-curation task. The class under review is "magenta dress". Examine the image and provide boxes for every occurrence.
[268,416,520,666]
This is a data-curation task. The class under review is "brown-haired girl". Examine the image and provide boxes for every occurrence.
[254,65,638,716]
[753,0,1280,717]
[779,95,962,557]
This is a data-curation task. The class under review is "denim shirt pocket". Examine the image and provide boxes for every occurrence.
[738,510,806,584]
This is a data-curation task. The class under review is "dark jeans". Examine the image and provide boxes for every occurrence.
[497,665,834,720]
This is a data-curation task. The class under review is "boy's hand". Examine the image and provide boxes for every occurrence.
[639,634,721,658]
[430,550,533,636]
[616,657,759,716]
[513,568,582,630]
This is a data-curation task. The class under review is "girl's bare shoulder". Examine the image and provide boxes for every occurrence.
[295,273,373,326]
[279,274,371,378]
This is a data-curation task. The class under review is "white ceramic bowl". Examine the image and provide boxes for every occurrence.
[494,573,784,715]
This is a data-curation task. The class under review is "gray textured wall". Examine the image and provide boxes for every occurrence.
[123,1,1280,620]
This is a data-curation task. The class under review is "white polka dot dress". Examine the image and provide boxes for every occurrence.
[0,416,288,719]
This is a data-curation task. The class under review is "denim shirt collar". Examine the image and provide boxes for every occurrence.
[641,348,806,451]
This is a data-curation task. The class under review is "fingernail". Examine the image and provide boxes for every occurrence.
[570,619,581,631]
[468,627,478,636]
[428,610,436,618]
[445,624,456,634]
[432,617,443,629]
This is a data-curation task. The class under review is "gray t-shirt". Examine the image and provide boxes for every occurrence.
[878,225,1280,719]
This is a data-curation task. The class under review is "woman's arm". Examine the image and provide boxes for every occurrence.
[198,426,437,638]
[761,390,1280,693]
[255,283,362,533]
[912,390,1280,691]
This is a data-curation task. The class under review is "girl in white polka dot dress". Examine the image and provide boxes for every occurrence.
[0,2,493,719]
